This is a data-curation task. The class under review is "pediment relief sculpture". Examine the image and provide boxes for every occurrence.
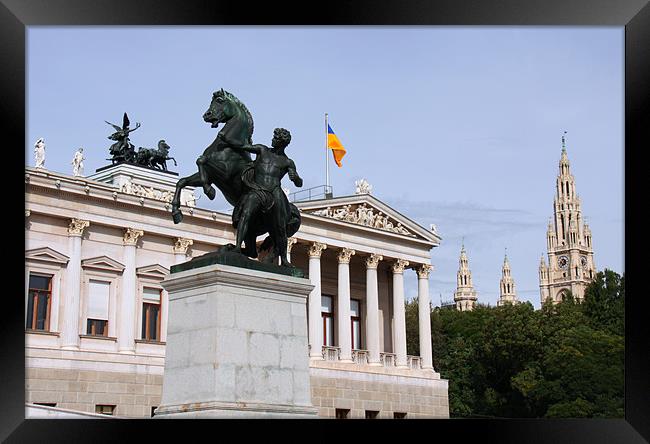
[308,202,413,236]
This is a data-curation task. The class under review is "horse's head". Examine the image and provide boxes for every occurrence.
[203,88,238,128]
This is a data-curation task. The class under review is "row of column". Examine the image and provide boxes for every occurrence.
[301,240,434,371]
[57,217,193,353]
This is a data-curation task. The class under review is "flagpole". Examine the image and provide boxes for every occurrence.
[325,113,330,190]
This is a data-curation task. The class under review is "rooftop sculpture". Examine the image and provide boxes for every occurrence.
[105,113,177,171]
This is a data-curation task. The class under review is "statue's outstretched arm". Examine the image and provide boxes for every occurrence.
[288,160,303,187]
[230,141,262,155]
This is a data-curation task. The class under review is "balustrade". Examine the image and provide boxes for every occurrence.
[322,345,341,362]
[407,355,422,369]
[352,349,369,365]
[380,352,397,367]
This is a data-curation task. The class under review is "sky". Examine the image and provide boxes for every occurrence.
[26,26,624,308]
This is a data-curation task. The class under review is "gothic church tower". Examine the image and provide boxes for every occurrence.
[539,133,596,304]
[497,251,518,306]
[454,242,478,311]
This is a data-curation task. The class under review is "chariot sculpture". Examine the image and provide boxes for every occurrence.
[105,113,177,171]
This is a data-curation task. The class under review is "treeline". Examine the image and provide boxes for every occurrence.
[405,269,624,418]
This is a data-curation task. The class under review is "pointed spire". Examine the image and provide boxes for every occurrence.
[561,130,567,153]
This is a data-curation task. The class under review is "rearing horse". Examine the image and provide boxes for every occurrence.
[171,89,254,225]
[171,89,301,260]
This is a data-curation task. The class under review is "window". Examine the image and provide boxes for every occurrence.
[142,287,162,341]
[335,408,350,419]
[87,280,110,336]
[394,412,407,419]
[365,410,379,419]
[351,299,361,350]
[322,295,334,346]
[26,274,52,331]
[95,404,115,415]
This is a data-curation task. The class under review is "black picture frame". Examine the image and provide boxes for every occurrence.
[2,0,647,441]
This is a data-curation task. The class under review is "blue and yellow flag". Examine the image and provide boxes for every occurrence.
[327,124,346,168]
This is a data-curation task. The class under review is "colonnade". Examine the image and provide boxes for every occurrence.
[298,239,434,371]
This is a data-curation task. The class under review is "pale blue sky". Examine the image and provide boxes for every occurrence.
[26,27,624,308]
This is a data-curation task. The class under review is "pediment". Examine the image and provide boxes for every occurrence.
[25,247,69,265]
[296,194,441,244]
[81,256,125,273]
[136,264,170,279]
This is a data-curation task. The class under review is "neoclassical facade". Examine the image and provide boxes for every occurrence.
[25,164,448,419]
[539,137,596,304]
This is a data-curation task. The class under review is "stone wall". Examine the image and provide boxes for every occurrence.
[26,367,162,417]
[309,365,449,419]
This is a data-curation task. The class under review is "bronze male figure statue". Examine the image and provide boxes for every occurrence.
[231,128,302,267]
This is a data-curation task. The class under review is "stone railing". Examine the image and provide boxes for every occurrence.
[380,352,397,367]
[322,345,341,362]
[407,355,422,369]
[352,349,369,365]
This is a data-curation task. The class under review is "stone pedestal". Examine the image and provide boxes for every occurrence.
[154,263,318,418]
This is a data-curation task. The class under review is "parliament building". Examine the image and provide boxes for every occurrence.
[24,162,448,419]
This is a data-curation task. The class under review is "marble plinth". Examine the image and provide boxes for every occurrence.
[154,263,318,418]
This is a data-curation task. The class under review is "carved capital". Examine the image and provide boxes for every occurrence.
[123,228,144,246]
[173,237,193,255]
[365,253,383,269]
[391,259,410,274]
[416,264,433,279]
[287,237,298,254]
[308,242,327,259]
[25,209,31,218]
[337,248,356,264]
[67,218,90,237]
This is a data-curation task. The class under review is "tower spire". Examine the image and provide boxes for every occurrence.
[562,130,567,153]
[454,242,477,311]
[498,249,518,306]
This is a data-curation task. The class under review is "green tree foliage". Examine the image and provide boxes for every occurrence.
[405,269,624,418]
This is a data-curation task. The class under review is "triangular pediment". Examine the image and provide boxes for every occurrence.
[81,256,125,273]
[295,194,441,244]
[25,247,69,265]
[136,264,170,279]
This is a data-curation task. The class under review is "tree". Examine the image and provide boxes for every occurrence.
[412,271,625,418]
[582,269,625,336]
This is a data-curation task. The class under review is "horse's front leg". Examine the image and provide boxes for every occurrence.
[196,155,216,200]
[171,172,202,224]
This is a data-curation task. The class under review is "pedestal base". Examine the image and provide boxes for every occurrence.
[155,263,317,419]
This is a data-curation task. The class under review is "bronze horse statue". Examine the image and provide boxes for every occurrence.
[170,89,301,261]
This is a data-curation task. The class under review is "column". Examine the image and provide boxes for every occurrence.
[337,247,355,362]
[308,242,327,359]
[119,228,144,353]
[365,253,383,366]
[287,237,298,263]
[391,259,409,368]
[173,237,193,264]
[417,264,434,370]
[61,218,90,349]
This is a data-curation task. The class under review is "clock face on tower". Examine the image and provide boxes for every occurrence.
[558,256,569,269]
[580,256,588,268]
